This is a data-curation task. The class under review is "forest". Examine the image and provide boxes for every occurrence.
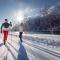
[12,5,60,34]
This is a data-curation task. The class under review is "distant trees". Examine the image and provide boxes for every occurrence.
[23,7,60,34]
[12,5,60,34]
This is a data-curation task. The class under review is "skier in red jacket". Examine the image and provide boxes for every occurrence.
[1,19,12,45]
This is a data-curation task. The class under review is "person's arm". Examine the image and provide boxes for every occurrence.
[1,23,4,33]
[9,22,12,26]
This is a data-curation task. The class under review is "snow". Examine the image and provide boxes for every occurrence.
[0,32,60,60]
[10,32,60,41]
[10,32,60,53]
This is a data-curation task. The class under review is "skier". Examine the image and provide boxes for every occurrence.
[19,23,23,43]
[1,19,12,45]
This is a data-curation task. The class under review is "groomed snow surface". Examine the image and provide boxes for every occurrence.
[0,32,60,60]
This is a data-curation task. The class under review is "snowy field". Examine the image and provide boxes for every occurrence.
[0,32,60,60]
[9,32,60,52]
[9,32,60,53]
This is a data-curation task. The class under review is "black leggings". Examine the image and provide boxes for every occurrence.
[19,32,23,41]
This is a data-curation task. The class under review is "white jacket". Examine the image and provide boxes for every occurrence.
[19,26,23,32]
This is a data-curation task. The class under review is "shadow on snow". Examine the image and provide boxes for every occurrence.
[17,43,29,60]
[0,43,4,47]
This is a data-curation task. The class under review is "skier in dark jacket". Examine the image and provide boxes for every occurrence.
[1,19,12,45]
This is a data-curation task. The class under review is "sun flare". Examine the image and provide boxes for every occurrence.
[15,11,24,23]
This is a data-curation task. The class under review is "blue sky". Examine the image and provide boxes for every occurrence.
[0,0,60,27]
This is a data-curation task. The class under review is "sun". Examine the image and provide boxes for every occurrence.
[15,11,24,23]
[17,15,24,21]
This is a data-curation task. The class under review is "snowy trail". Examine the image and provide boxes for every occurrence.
[0,33,60,60]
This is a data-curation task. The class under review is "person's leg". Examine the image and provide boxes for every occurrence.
[5,31,8,40]
[4,31,6,45]
[4,31,8,45]
[20,32,23,42]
